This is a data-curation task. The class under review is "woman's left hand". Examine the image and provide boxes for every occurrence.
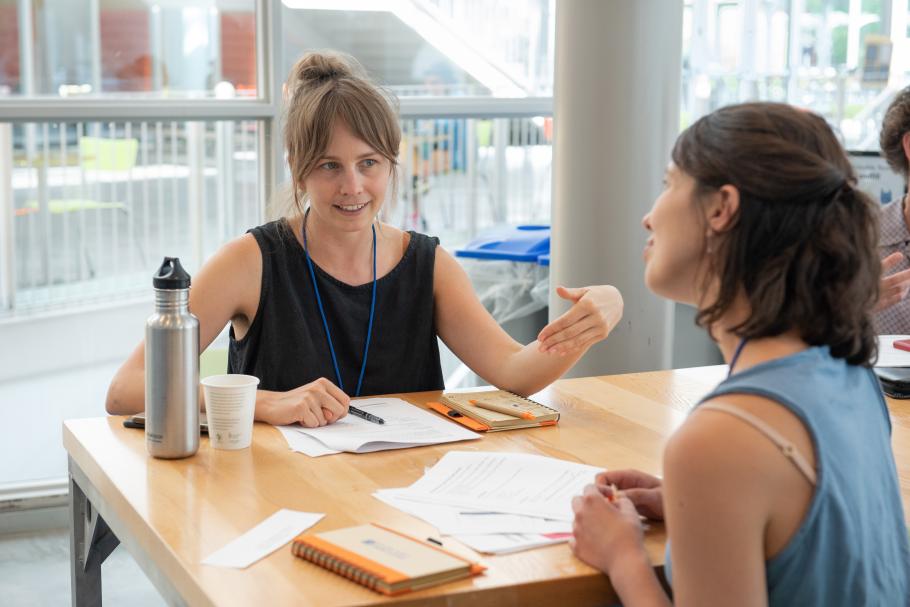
[537,285,623,355]
[570,483,646,574]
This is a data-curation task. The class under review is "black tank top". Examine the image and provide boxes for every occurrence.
[227,219,444,395]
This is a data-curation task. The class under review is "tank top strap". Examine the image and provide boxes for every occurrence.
[698,402,818,486]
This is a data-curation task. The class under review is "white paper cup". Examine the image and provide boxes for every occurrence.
[201,374,260,450]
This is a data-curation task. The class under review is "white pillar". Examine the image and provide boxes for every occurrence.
[0,124,15,311]
[889,0,909,88]
[787,0,803,103]
[740,0,759,100]
[187,121,206,272]
[817,1,832,70]
[847,0,862,69]
[550,0,682,375]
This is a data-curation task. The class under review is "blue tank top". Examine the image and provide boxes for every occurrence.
[664,346,910,605]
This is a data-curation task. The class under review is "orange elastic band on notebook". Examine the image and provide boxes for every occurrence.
[427,402,491,432]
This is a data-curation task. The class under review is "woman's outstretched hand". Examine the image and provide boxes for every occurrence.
[537,285,623,355]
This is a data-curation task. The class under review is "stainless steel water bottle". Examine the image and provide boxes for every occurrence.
[145,257,199,459]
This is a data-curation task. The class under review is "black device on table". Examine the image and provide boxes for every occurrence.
[123,412,209,433]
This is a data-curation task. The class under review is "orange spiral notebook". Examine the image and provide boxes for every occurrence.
[291,523,486,596]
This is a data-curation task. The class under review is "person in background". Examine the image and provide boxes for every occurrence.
[875,86,910,331]
[106,51,624,427]
[571,103,909,605]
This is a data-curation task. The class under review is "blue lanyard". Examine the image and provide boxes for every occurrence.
[302,209,377,397]
[728,337,748,378]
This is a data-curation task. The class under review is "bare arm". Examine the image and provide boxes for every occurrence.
[106,234,352,427]
[660,405,773,607]
[433,247,622,395]
[105,234,263,415]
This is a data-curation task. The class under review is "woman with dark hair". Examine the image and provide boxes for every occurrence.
[571,103,910,605]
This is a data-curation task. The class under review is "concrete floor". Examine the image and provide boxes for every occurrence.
[0,525,165,606]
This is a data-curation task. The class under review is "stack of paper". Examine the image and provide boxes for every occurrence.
[374,451,602,554]
[875,335,910,367]
[274,398,481,457]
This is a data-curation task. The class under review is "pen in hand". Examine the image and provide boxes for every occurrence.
[348,405,385,425]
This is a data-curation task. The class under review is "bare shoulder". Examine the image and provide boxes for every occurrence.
[377,222,408,247]
[204,232,261,277]
[432,243,469,291]
[666,392,815,503]
[192,232,262,321]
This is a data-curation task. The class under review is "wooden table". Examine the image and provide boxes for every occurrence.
[63,366,910,606]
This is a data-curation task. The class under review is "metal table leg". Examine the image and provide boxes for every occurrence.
[69,472,120,606]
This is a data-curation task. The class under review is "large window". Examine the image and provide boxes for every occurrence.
[281,0,554,98]
[0,0,257,99]
[0,0,555,491]
[682,0,909,149]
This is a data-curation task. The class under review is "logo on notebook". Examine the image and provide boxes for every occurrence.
[361,539,407,559]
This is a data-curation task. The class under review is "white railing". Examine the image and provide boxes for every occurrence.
[681,69,895,149]
[1,114,552,315]
[4,119,262,313]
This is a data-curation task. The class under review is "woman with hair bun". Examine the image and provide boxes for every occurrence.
[106,51,624,427]
[571,103,910,605]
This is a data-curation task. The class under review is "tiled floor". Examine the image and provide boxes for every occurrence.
[0,527,165,606]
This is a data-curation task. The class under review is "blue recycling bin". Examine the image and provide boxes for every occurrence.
[455,225,551,345]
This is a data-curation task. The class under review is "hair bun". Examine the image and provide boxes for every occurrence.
[292,51,365,87]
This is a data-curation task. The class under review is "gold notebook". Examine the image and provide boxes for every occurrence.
[435,389,560,431]
[291,523,485,596]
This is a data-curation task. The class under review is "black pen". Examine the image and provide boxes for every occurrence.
[349,405,385,425]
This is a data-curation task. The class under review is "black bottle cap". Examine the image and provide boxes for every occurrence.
[153,257,191,289]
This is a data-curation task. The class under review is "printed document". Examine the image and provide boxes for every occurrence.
[275,398,480,456]
[373,489,572,535]
[453,532,572,555]
[385,451,602,521]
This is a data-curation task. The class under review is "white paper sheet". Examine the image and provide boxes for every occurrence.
[373,489,572,535]
[385,451,602,522]
[452,532,572,555]
[275,398,480,456]
[275,425,341,457]
[201,509,324,569]
[874,335,910,367]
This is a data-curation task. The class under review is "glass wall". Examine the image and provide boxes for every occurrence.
[682,0,909,150]
[8,120,262,311]
[281,0,554,97]
[0,0,258,99]
[0,0,555,490]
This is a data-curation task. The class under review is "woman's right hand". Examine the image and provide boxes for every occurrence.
[595,469,664,521]
[876,251,910,311]
[256,378,350,427]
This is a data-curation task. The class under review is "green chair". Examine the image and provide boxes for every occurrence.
[20,136,144,276]
[200,347,229,379]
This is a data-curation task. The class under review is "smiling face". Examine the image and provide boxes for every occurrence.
[641,164,711,306]
[302,119,392,234]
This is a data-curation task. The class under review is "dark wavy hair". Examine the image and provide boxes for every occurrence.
[672,102,880,365]
[880,86,910,178]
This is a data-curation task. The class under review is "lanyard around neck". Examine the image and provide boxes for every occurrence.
[728,337,748,378]
[302,209,377,397]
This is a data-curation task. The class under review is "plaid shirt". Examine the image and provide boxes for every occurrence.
[874,199,910,333]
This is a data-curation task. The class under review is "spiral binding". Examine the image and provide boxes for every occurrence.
[292,541,386,593]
